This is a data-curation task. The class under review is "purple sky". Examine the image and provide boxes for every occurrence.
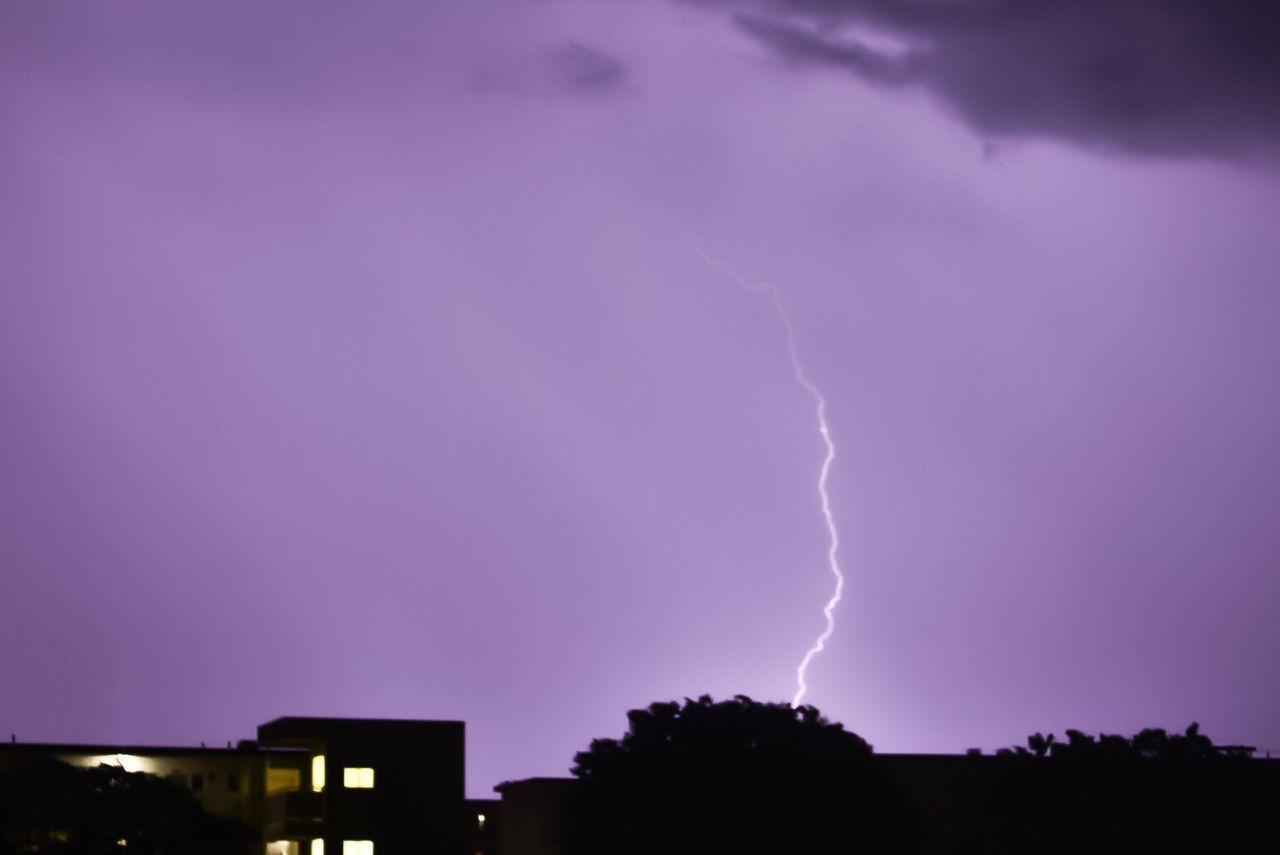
[3,0,1280,796]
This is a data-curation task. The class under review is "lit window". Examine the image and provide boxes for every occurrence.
[311,840,324,855]
[266,768,301,795]
[268,842,299,855]
[312,755,326,792]
[342,841,373,855]
[477,814,486,831]
[342,767,374,789]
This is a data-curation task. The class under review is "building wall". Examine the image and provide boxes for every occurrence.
[492,756,1280,855]
[0,744,268,828]
[493,779,574,855]
[257,717,467,855]
[464,798,501,855]
[0,717,475,855]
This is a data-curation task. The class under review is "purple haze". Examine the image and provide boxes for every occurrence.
[2,1,1280,795]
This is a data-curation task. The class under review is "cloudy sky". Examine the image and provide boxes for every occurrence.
[3,0,1279,794]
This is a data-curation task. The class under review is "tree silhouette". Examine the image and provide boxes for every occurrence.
[568,695,912,855]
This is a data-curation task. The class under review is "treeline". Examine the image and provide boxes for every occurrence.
[567,695,1279,855]
[997,721,1256,760]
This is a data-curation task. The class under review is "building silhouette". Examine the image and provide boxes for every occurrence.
[3,716,1278,855]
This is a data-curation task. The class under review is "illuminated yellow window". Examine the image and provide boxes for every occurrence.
[341,842,373,855]
[312,755,326,792]
[310,840,324,855]
[266,769,301,795]
[342,767,374,789]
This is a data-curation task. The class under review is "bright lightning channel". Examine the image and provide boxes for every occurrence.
[693,240,844,709]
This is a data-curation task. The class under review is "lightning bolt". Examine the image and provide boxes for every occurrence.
[692,239,844,708]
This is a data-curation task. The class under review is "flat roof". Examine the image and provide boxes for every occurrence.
[258,715,464,729]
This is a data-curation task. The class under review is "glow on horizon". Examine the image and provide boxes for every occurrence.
[692,239,845,708]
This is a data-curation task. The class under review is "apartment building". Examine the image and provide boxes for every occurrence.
[0,717,500,855]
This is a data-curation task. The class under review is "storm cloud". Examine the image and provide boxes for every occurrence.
[722,0,1280,158]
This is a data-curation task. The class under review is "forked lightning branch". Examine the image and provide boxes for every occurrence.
[693,241,845,708]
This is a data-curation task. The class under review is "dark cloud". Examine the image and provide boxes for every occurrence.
[724,0,1280,158]
[470,41,628,96]
[548,42,628,91]
[735,14,923,85]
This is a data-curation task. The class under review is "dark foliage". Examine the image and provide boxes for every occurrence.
[966,724,1278,854]
[997,722,1254,760]
[0,759,254,855]
[568,695,913,855]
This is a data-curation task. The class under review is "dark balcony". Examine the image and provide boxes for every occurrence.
[263,789,325,837]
